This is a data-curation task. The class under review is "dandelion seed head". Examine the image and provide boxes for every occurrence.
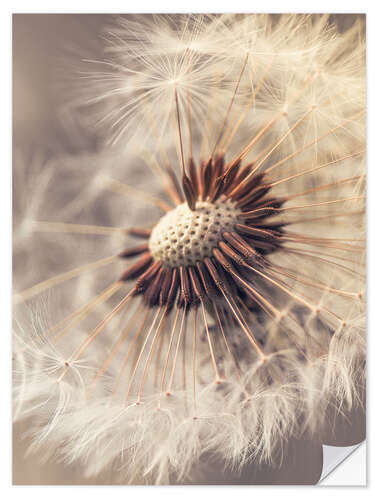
[14,13,366,484]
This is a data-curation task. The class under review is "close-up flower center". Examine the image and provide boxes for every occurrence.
[118,154,287,310]
[12,13,366,486]
[149,199,241,267]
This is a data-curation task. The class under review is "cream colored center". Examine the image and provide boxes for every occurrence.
[149,199,241,267]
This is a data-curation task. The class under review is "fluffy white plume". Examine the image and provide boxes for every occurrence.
[13,14,366,484]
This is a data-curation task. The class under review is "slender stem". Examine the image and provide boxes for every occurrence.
[175,86,186,176]
[201,302,221,382]
[14,255,118,304]
[210,53,249,159]
[166,304,187,394]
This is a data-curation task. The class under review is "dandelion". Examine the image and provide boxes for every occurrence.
[13,14,366,484]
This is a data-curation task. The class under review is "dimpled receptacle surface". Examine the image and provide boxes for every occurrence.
[149,199,241,267]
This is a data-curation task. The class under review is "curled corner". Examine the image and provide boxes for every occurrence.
[319,441,365,484]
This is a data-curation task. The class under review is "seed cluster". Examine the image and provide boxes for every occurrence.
[118,154,285,312]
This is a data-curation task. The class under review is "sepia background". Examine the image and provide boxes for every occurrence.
[13,13,365,485]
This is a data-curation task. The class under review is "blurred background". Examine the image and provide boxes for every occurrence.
[13,14,112,485]
[12,13,365,485]
[13,13,362,154]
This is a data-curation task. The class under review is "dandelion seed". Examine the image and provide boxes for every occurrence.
[14,14,366,484]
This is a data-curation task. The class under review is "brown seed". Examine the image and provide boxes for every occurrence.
[120,252,153,281]
[118,243,149,258]
[126,227,152,239]
[182,173,197,211]
[135,261,162,293]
